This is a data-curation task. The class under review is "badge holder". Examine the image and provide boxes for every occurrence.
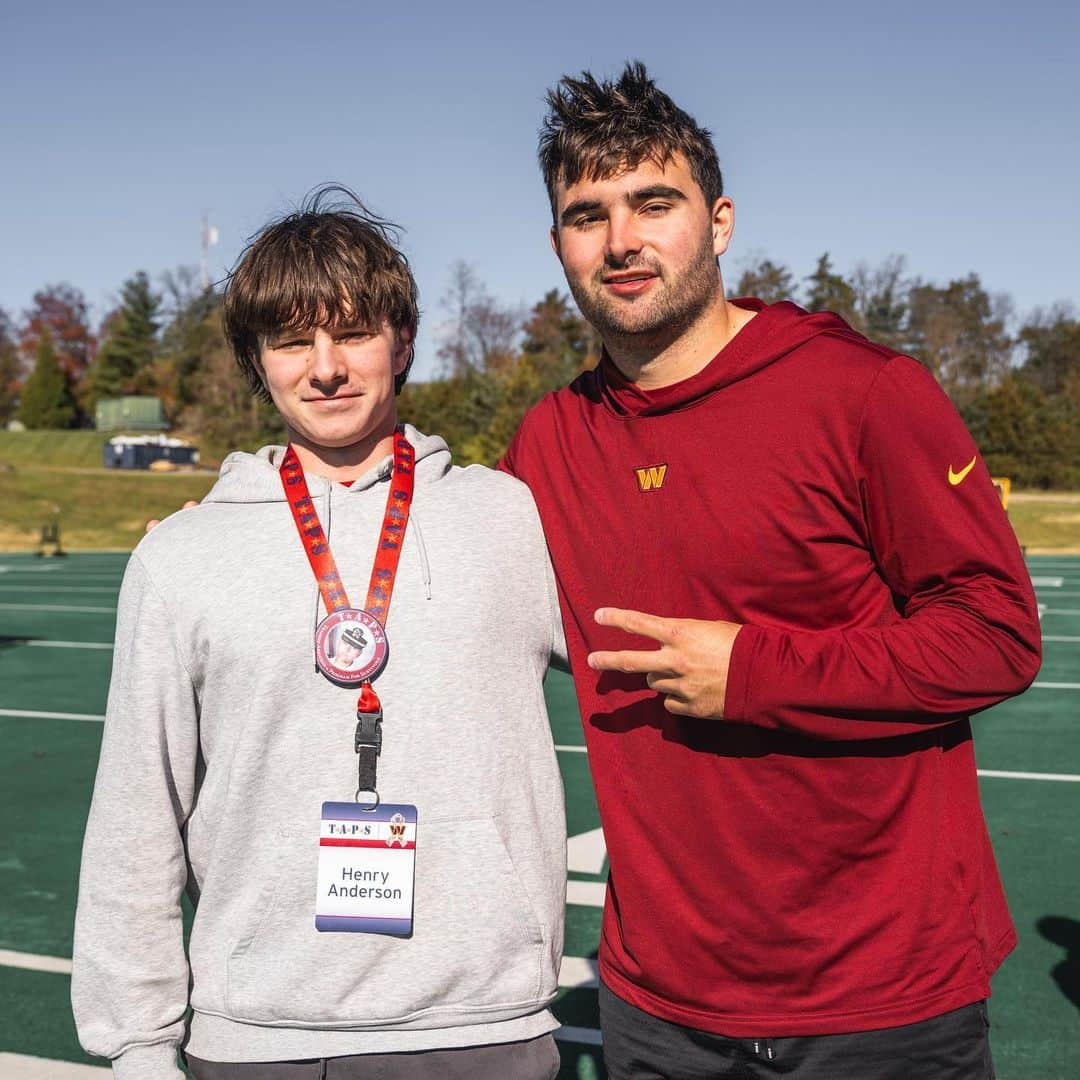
[280,431,419,934]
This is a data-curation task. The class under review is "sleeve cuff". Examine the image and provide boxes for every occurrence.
[724,623,765,724]
[112,1041,185,1080]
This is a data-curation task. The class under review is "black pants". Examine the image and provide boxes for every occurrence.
[184,1033,559,1079]
[599,982,995,1080]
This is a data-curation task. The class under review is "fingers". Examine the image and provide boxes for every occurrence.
[587,648,666,674]
[144,502,199,534]
[594,606,676,644]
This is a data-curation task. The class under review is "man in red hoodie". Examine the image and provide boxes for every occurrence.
[502,62,1041,1079]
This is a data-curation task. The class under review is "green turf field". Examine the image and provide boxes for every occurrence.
[0,553,1077,1078]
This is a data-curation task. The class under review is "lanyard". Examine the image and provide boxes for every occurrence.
[279,428,416,805]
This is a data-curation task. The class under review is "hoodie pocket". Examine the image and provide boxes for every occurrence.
[224,815,547,1025]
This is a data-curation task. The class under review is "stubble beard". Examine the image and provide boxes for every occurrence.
[565,232,721,356]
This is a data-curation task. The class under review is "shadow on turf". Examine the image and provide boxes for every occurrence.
[0,635,31,651]
[1037,916,1080,1010]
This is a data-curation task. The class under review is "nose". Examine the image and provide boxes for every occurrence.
[309,330,347,388]
[605,208,643,266]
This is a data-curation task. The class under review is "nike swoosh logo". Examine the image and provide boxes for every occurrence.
[948,456,977,486]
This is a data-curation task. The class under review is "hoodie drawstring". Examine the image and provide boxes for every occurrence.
[411,511,432,600]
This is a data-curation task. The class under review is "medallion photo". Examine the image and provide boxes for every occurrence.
[314,608,389,686]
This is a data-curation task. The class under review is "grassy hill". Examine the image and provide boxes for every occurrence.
[0,430,115,468]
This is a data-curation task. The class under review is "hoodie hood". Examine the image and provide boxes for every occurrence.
[203,424,451,505]
[597,299,863,418]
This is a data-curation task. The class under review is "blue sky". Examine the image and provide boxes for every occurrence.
[2,0,1077,379]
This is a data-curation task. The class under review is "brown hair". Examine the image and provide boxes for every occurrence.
[539,61,723,217]
[222,185,420,400]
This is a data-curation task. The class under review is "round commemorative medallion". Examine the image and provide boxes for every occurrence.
[314,608,389,686]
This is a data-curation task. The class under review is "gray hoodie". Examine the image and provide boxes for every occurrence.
[72,427,568,1078]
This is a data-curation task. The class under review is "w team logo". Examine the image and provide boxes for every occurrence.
[387,813,407,847]
[635,464,668,492]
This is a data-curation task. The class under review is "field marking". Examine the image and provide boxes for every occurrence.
[0,566,61,574]
[25,640,113,650]
[1032,682,1080,690]
[556,743,588,754]
[567,880,607,907]
[0,1055,109,1078]
[0,709,106,722]
[559,955,599,989]
[0,603,115,614]
[1031,591,1080,599]
[0,585,119,594]
[555,1025,603,1046]
[1041,609,1080,616]
[1042,635,1080,642]
[1030,577,1065,587]
[0,949,72,974]
[979,769,1080,782]
[568,827,607,875]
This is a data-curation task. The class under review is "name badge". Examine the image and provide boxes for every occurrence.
[316,802,417,936]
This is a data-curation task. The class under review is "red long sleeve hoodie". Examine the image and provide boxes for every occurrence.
[502,300,1041,1037]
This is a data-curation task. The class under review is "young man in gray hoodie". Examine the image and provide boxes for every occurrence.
[71,190,567,1080]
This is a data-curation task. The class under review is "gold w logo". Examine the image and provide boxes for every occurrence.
[635,464,668,492]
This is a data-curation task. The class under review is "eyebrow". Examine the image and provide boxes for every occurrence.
[559,185,689,226]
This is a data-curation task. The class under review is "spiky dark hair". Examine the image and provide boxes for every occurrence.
[538,61,723,217]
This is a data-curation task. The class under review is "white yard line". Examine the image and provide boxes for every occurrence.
[1030,577,1065,587]
[555,743,588,754]
[0,709,106,722]
[558,955,599,989]
[1031,682,1080,690]
[0,949,71,974]
[978,769,1080,782]
[1042,636,1080,642]
[566,881,607,907]
[0,585,119,594]
[24,640,113,650]
[0,603,115,614]
[0,1055,109,1077]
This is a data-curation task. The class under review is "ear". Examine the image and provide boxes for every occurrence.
[550,224,562,261]
[711,196,735,258]
[392,327,413,376]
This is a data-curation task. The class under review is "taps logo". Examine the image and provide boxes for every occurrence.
[387,813,407,848]
[635,464,668,492]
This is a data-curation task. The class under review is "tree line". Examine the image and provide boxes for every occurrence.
[2,255,1078,486]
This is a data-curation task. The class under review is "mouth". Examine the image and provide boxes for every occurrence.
[601,272,658,297]
[303,393,362,405]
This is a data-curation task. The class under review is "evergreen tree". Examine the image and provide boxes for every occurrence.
[520,290,598,386]
[84,271,162,410]
[17,327,76,429]
[734,258,795,305]
[804,254,857,323]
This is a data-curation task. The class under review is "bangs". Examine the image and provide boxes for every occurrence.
[247,250,387,341]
